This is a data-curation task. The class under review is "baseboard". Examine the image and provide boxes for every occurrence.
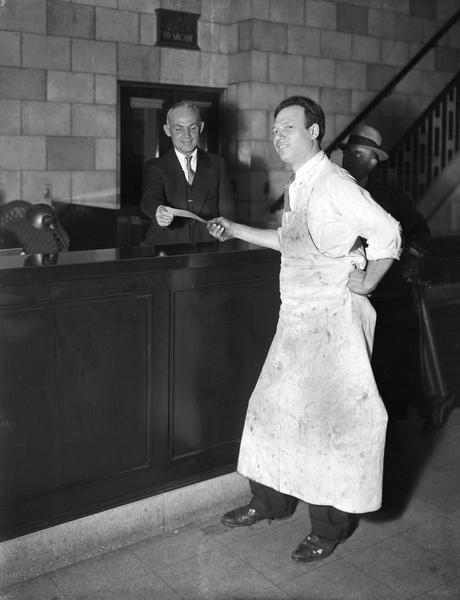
[0,472,248,588]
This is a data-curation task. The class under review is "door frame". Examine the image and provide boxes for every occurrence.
[119,82,226,213]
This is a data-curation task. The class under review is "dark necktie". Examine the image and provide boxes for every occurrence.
[284,171,295,212]
[185,155,195,186]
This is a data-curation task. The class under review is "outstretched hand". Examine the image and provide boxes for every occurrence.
[207,217,235,242]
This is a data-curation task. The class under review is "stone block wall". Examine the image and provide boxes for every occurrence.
[225,0,460,222]
[0,0,459,223]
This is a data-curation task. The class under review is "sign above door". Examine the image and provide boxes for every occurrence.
[156,9,200,50]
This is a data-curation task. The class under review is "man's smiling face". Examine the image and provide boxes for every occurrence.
[272,105,319,171]
[164,106,204,156]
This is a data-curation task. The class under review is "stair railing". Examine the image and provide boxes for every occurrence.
[326,8,460,158]
[382,72,459,202]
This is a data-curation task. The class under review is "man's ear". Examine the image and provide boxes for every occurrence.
[199,121,204,134]
[310,123,320,140]
[369,157,378,170]
[163,124,171,138]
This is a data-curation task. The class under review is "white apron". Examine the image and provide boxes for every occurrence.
[237,204,388,514]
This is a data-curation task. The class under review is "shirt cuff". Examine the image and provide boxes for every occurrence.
[366,246,402,261]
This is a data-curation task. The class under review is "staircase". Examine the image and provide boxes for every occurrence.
[327,9,460,234]
[325,9,460,430]
[382,72,460,233]
[417,146,460,234]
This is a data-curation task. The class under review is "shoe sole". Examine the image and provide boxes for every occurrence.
[221,518,262,528]
[291,552,332,563]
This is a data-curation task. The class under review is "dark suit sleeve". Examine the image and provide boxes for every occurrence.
[396,190,430,246]
[140,159,165,221]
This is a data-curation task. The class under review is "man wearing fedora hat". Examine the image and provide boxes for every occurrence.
[338,124,428,248]
[339,124,390,178]
[339,125,430,425]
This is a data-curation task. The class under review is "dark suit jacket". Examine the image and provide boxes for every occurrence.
[140,147,234,245]
[366,175,430,299]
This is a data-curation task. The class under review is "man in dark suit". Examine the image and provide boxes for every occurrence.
[141,102,234,245]
[339,124,430,422]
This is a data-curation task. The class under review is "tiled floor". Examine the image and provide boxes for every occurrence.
[1,405,460,600]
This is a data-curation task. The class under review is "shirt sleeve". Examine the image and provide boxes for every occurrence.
[327,173,402,261]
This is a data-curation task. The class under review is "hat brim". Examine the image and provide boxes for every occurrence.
[337,142,389,162]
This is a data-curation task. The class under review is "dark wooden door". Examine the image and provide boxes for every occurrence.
[120,83,224,211]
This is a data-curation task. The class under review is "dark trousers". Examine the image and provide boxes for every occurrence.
[371,296,425,420]
[249,481,357,541]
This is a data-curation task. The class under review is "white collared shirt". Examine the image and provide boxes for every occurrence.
[175,148,197,179]
[284,151,401,266]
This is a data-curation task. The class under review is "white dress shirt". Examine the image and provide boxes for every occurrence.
[284,151,401,268]
[175,148,197,180]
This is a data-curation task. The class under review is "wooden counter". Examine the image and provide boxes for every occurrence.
[0,242,281,540]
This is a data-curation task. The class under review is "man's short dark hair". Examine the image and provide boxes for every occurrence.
[274,96,325,143]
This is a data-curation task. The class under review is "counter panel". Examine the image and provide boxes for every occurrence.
[0,243,280,540]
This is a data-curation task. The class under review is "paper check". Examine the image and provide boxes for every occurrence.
[167,208,207,223]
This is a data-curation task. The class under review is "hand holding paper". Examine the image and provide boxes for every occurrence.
[155,205,174,227]
[167,207,208,223]
[155,205,207,227]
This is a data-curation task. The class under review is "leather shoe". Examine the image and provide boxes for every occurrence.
[221,504,265,528]
[291,533,338,563]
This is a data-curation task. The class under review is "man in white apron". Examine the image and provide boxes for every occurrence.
[208,97,401,563]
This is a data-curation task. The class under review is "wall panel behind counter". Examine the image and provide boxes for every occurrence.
[0,243,280,540]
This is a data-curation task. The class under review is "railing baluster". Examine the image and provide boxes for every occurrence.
[427,111,434,192]
[441,96,448,170]
[455,80,460,150]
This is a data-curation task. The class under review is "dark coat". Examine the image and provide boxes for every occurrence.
[366,175,430,299]
[140,147,234,245]
[367,175,430,419]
